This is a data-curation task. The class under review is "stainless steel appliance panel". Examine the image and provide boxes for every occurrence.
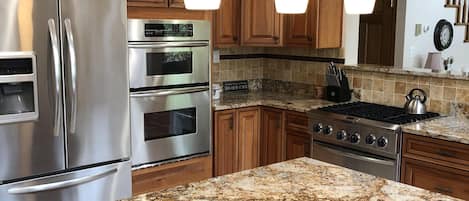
[128,19,210,42]
[313,141,399,181]
[0,0,65,181]
[0,161,131,201]
[60,0,130,168]
[130,87,210,166]
[128,43,209,89]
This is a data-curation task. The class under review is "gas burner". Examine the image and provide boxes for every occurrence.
[318,102,440,125]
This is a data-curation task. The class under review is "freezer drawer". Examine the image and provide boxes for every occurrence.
[0,161,132,201]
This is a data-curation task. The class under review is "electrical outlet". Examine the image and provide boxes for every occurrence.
[213,50,220,63]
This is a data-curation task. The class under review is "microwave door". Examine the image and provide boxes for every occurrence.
[0,0,66,182]
[61,0,130,168]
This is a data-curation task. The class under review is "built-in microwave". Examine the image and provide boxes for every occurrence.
[128,19,210,89]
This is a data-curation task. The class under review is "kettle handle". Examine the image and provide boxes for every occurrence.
[409,88,427,103]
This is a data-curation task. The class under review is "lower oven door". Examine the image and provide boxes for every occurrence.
[130,86,210,167]
[312,141,399,181]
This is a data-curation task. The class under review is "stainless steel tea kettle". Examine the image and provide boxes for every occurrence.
[404,88,427,114]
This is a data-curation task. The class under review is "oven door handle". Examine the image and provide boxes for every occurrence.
[130,86,209,98]
[315,142,395,166]
[128,42,209,48]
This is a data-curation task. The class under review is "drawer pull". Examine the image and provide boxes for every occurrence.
[436,149,456,158]
[434,186,453,194]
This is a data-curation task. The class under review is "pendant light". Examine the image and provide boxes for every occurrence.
[344,0,376,14]
[275,0,309,14]
[184,0,221,10]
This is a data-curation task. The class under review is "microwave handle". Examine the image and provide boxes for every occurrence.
[128,42,209,49]
[130,86,209,98]
[48,19,63,137]
[64,19,78,134]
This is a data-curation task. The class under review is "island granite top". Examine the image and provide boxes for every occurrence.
[122,157,460,201]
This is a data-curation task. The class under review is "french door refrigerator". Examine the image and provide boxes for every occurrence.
[0,0,131,200]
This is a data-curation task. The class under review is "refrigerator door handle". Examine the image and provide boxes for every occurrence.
[48,19,63,137]
[7,168,118,194]
[64,18,78,134]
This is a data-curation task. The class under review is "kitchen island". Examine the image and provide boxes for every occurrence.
[122,157,460,201]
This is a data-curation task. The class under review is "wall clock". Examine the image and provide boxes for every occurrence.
[434,19,453,51]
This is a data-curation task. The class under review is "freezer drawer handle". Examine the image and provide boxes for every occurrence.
[64,19,78,134]
[48,18,63,137]
[7,168,118,194]
[316,142,395,166]
[130,86,209,98]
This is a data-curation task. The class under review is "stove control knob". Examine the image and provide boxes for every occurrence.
[377,137,389,148]
[350,133,361,144]
[336,130,347,140]
[365,134,377,145]
[323,125,333,135]
[313,123,323,133]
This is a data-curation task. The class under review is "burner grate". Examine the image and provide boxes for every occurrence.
[319,102,440,124]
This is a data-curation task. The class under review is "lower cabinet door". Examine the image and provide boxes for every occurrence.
[401,157,469,200]
[237,107,261,171]
[214,110,237,176]
[260,108,285,166]
[286,131,311,160]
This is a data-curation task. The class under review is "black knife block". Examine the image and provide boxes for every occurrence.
[326,86,351,103]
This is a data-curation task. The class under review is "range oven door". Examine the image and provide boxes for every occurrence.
[130,86,211,167]
[128,42,209,89]
[312,141,399,181]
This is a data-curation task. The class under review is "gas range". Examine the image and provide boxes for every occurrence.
[308,102,440,181]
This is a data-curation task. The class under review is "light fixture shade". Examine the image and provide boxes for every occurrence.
[275,0,309,14]
[424,52,443,72]
[184,0,221,10]
[344,0,376,14]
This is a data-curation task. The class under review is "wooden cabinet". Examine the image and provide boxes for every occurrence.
[237,108,261,171]
[284,0,343,48]
[260,108,285,166]
[214,107,260,176]
[213,0,241,48]
[214,110,238,176]
[241,0,283,46]
[285,111,311,160]
[128,0,184,8]
[401,134,469,200]
[132,156,212,195]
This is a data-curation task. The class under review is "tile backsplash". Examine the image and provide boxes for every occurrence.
[212,47,469,115]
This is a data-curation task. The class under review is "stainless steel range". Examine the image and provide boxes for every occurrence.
[308,102,440,181]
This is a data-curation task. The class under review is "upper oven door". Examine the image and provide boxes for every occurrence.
[130,87,211,167]
[129,42,209,89]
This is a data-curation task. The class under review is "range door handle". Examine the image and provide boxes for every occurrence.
[48,18,63,137]
[7,168,118,194]
[130,86,209,98]
[64,18,78,134]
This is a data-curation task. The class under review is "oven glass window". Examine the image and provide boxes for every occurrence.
[146,52,192,76]
[144,108,196,141]
[0,82,35,115]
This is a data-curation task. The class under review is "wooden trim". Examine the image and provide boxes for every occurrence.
[127,7,211,20]
[132,156,213,196]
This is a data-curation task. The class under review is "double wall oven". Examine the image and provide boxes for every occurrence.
[128,19,211,168]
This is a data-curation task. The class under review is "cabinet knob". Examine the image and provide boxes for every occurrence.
[307,36,313,41]
[273,36,280,41]
[233,36,238,41]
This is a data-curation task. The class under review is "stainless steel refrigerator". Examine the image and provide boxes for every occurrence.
[0,0,131,200]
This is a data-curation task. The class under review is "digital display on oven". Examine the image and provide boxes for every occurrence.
[144,24,194,37]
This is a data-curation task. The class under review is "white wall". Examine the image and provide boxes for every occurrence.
[400,0,469,72]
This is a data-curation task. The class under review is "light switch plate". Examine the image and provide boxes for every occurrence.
[213,50,220,63]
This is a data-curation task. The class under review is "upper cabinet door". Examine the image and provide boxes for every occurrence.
[241,0,283,46]
[213,0,241,48]
[128,0,169,7]
[314,0,343,48]
[168,0,185,8]
[284,1,313,47]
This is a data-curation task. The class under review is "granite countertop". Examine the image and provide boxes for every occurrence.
[213,91,334,112]
[123,157,460,201]
[403,116,469,145]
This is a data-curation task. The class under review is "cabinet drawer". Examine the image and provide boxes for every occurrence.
[403,134,469,169]
[401,157,469,200]
[285,111,308,131]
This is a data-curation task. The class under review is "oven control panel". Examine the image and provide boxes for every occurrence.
[144,23,194,37]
